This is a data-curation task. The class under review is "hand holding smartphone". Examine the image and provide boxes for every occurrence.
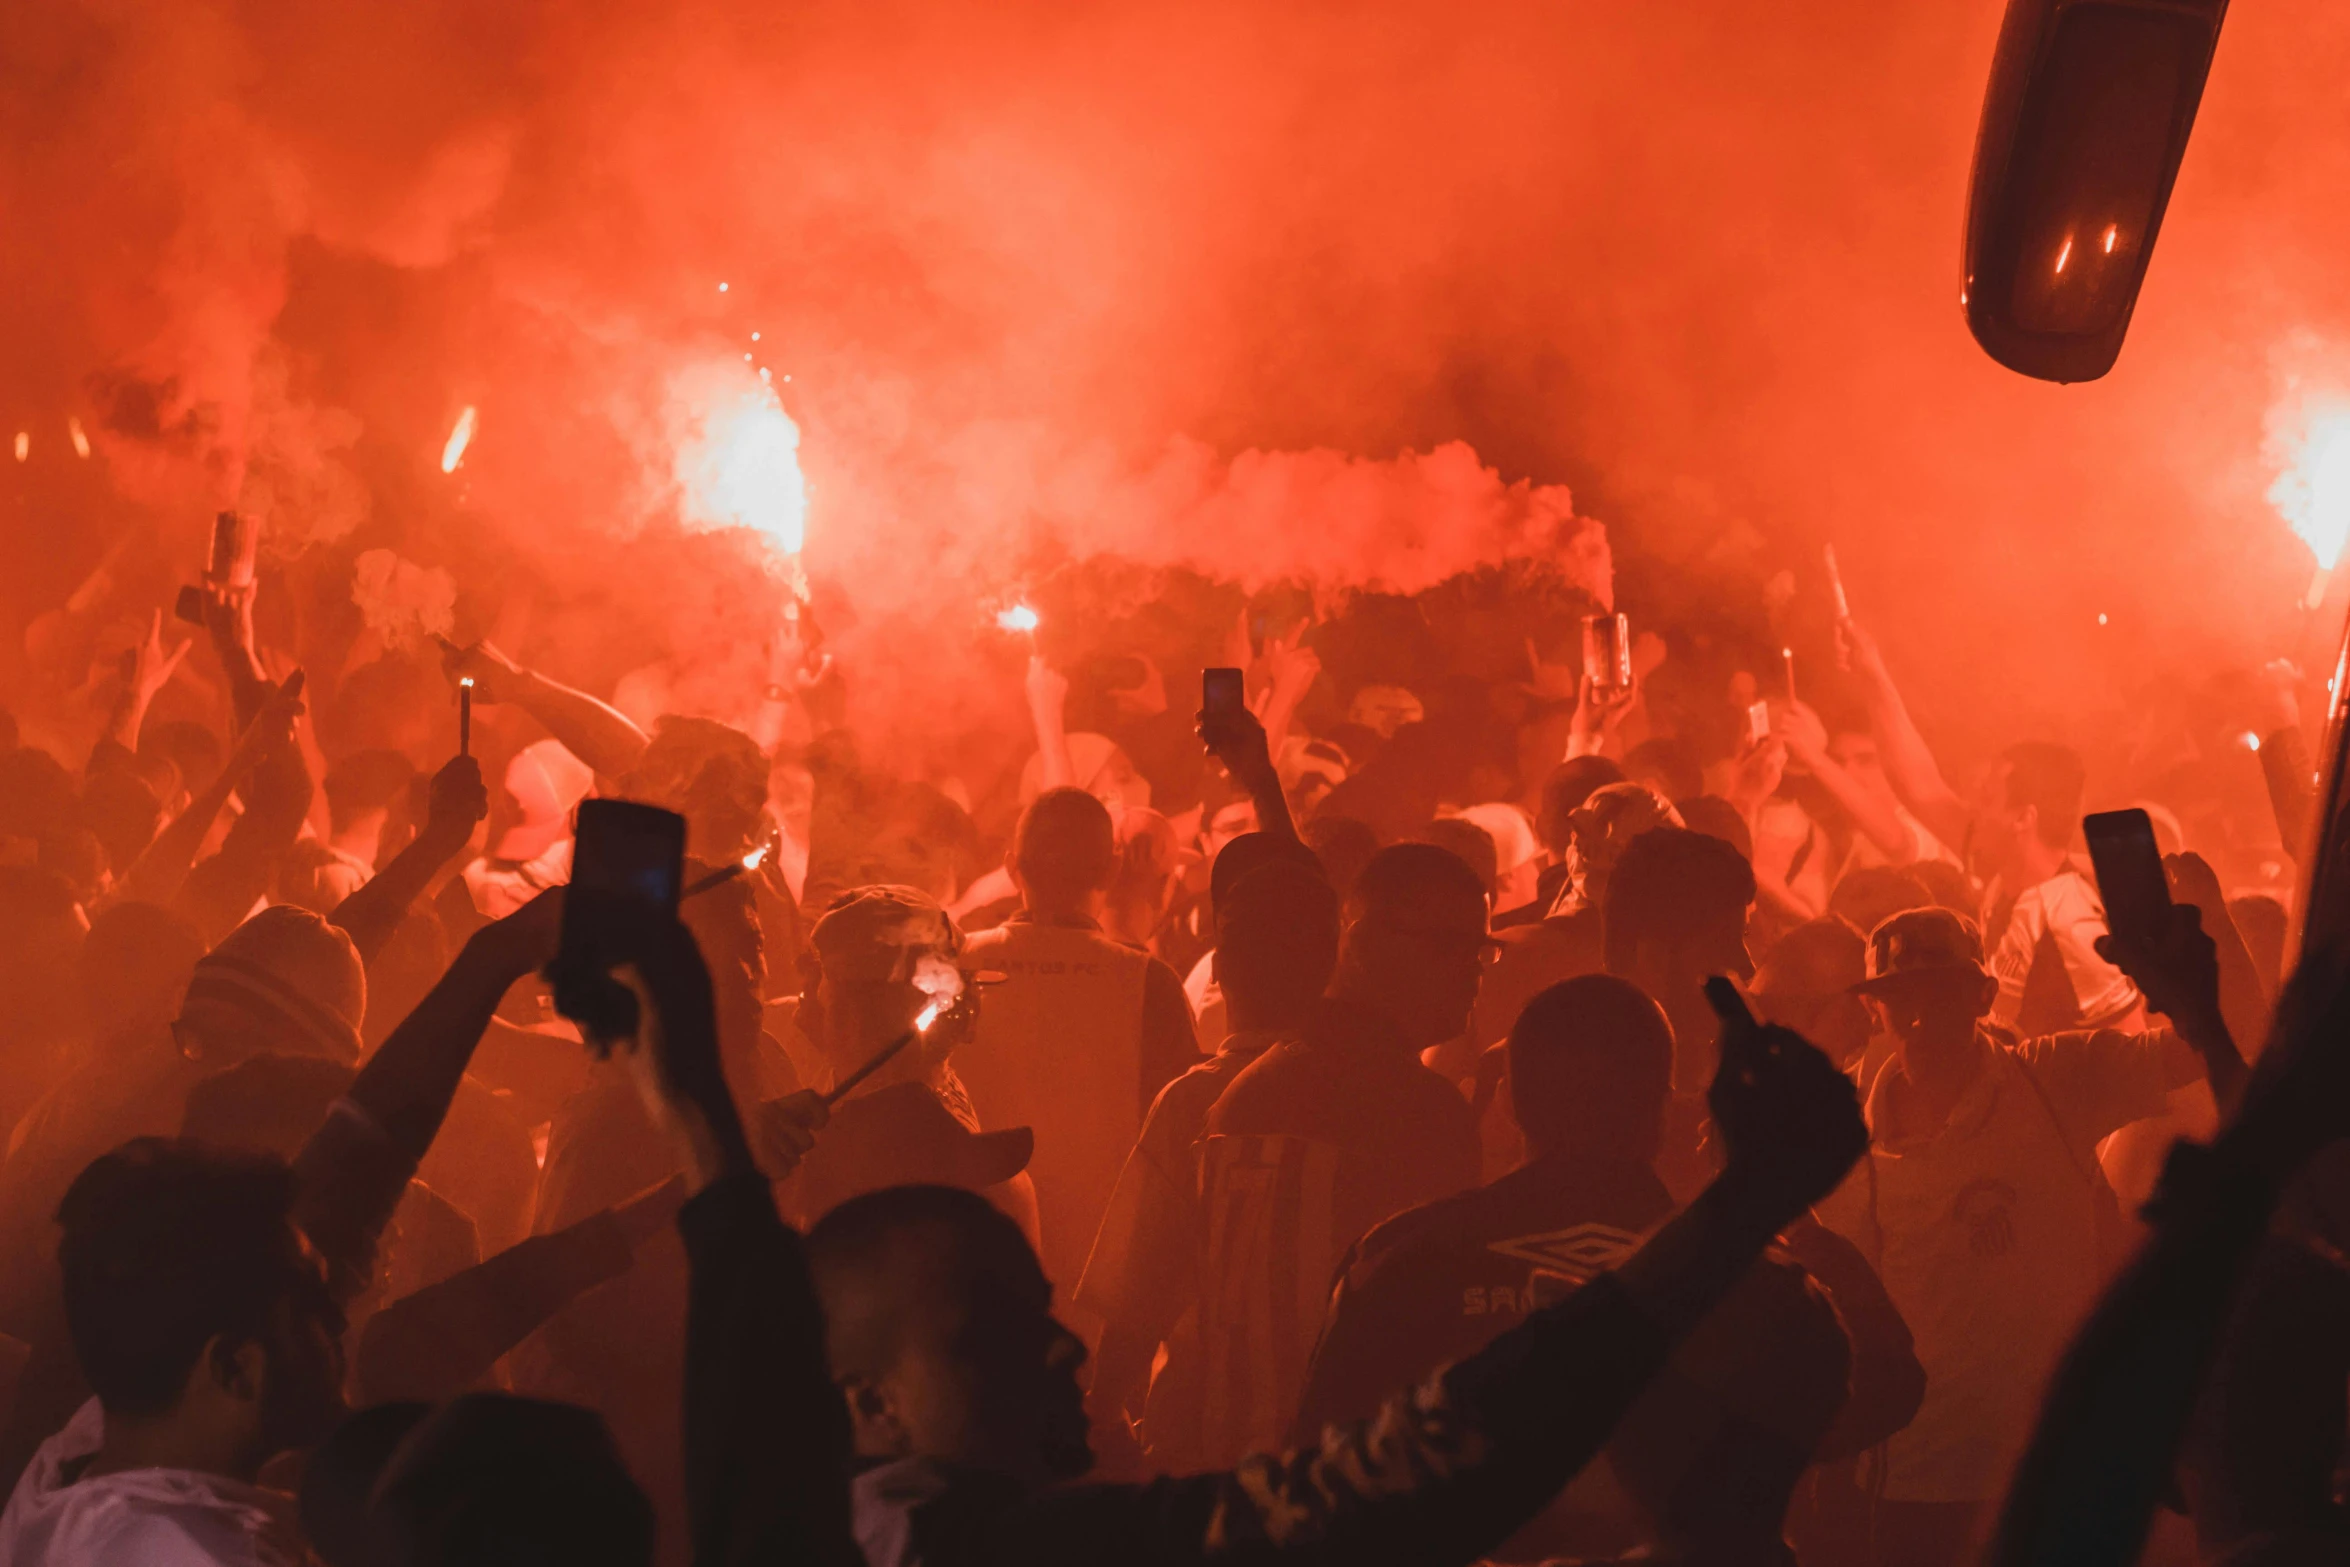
[553,799,687,1049]
[2083,809,2171,944]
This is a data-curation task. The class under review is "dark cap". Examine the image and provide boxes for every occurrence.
[1855,906,1986,994]
[791,1081,1033,1219]
[808,886,961,985]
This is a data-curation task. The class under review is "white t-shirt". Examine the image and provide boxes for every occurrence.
[1987,867,2140,1032]
[0,1400,306,1567]
[1815,1030,2173,1502]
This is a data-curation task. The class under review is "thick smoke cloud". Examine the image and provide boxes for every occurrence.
[6,0,2350,763]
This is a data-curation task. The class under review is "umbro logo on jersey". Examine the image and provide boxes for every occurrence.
[1484,1223,1645,1281]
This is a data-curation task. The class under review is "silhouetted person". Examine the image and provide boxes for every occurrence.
[1476,781,1680,1048]
[805,992,1871,1567]
[1812,906,2240,1567]
[1188,842,1485,1462]
[1076,858,1341,1469]
[0,1142,346,1566]
[1978,742,2139,1036]
[954,787,1196,1298]
[1297,974,1920,1564]
[1603,825,1758,1201]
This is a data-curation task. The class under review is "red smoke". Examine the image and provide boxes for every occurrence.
[6,0,2350,766]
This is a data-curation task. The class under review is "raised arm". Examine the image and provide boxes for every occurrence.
[1201,698,1299,844]
[291,890,563,1303]
[1837,617,1972,849]
[1042,1002,1869,1567]
[2096,892,2250,1114]
[110,673,300,909]
[352,1176,686,1405]
[439,638,652,780]
[97,610,193,764]
[1773,698,1915,860]
[330,755,489,963]
[1026,656,1077,793]
[1986,944,2350,1567]
[565,889,857,1567]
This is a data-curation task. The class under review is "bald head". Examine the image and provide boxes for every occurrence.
[807,1185,1041,1378]
[805,1184,1091,1485]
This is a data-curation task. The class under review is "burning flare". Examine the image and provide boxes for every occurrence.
[441,406,478,474]
[996,603,1041,634]
[675,373,808,557]
[2266,390,2350,605]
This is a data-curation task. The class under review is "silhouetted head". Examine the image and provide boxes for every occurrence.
[1333,842,1492,1050]
[1983,741,2084,882]
[1010,786,1117,918]
[308,1393,653,1567]
[59,1138,346,1479]
[1603,827,1755,1090]
[177,905,368,1066]
[1213,860,1340,1031]
[1507,975,1674,1166]
[1855,906,1996,1064]
[808,1184,1090,1489]
[1751,918,1872,1068]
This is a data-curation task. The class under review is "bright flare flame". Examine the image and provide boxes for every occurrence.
[441,407,477,474]
[67,418,90,459]
[2054,236,2073,274]
[2266,394,2350,573]
[997,603,1041,634]
[11,432,25,463]
[913,999,945,1032]
[676,378,808,556]
[742,842,770,872]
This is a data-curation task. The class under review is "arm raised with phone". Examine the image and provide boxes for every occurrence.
[1198,667,1299,845]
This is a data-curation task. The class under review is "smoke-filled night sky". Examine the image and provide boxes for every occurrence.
[7,0,2350,767]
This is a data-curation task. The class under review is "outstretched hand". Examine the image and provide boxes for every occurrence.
[435,637,530,705]
[1199,697,1276,787]
[1707,979,1868,1223]
[227,669,307,777]
[417,755,490,853]
[748,1089,831,1183]
[123,609,193,704]
[563,887,751,1186]
[2095,901,2222,1036]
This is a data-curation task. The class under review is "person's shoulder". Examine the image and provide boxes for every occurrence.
[26,1472,299,1567]
[1347,1180,1509,1276]
[1199,1035,1313,1130]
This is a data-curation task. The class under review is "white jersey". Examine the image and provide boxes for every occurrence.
[0,1400,306,1567]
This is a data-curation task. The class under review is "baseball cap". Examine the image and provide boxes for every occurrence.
[808,886,962,986]
[1854,906,1986,995]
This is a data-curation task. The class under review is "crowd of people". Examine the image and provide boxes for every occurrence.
[0,526,2342,1567]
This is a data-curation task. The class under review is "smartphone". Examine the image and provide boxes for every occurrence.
[571,799,686,911]
[1202,667,1245,725]
[1582,613,1633,692]
[553,800,687,1044]
[2083,808,2171,943]
[1747,700,1771,745]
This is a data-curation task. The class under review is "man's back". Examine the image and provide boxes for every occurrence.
[1296,1154,1868,1562]
[1203,1001,1480,1260]
[1188,1001,1480,1464]
[956,917,1192,1293]
[1293,1151,1672,1437]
